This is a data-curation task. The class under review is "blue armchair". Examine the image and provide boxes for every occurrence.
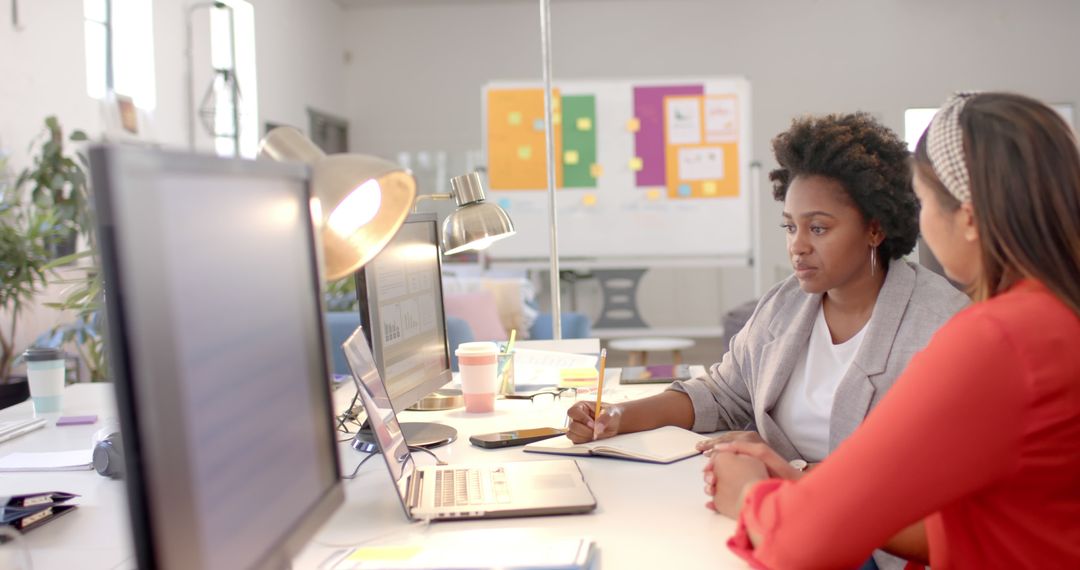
[528,312,592,340]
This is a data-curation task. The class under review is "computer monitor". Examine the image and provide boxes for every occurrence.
[90,145,343,570]
[354,212,457,448]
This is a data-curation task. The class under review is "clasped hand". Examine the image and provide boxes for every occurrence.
[702,435,804,518]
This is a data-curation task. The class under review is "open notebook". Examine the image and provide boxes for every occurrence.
[524,426,709,464]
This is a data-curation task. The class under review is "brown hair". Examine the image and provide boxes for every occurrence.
[914,92,1080,316]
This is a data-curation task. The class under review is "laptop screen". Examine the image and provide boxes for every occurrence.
[342,326,415,509]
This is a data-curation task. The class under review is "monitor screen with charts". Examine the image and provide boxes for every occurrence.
[354,213,456,446]
[90,145,343,570]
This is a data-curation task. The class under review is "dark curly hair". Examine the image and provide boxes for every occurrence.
[769,112,918,260]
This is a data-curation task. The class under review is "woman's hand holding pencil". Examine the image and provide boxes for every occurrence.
[565,401,623,443]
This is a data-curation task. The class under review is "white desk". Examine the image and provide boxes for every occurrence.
[2,377,749,569]
[0,384,133,569]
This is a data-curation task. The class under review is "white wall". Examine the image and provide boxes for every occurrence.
[254,0,349,133]
[0,0,349,367]
[338,0,1080,329]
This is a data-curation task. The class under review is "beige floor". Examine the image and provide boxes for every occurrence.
[599,336,727,369]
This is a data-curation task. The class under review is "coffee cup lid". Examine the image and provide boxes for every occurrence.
[23,346,64,362]
[455,341,498,356]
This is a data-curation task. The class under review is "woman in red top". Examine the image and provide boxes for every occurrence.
[704,92,1080,569]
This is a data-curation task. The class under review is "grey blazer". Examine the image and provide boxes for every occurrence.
[670,259,969,461]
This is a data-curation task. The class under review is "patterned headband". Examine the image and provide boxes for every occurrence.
[926,92,978,203]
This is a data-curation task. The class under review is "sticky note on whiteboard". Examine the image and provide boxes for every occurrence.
[590,163,603,178]
[508,111,523,126]
[626,118,641,133]
[703,181,718,195]
[646,189,661,201]
[583,194,597,206]
[576,117,593,131]
[629,157,643,171]
[564,150,580,165]
[518,145,533,160]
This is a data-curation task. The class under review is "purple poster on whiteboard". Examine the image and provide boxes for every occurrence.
[633,84,704,187]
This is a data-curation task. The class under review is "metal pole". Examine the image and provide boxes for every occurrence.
[750,161,764,297]
[539,0,562,340]
[225,4,240,156]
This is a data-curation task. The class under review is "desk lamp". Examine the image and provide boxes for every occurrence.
[258,126,416,281]
[413,171,515,254]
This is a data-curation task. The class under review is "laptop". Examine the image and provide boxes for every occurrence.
[343,327,597,521]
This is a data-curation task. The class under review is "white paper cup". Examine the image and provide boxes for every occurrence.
[24,347,65,415]
[456,342,498,413]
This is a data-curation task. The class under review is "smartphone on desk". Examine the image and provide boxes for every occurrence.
[619,364,692,385]
[469,427,567,449]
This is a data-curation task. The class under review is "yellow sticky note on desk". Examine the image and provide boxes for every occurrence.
[559,367,598,388]
[347,545,422,562]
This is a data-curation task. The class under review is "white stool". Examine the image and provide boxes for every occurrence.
[607,337,696,366]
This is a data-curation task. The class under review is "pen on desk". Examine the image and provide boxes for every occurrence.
[592,348,607,439]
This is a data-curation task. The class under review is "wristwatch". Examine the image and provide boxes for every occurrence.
[789,459,808,472]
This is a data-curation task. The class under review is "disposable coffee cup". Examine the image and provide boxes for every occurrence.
[23,347,65,415]
[455,342,498,413]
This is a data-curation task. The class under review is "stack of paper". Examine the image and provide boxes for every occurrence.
[0,449,93,472]
[0,417,47,444]
[510,348,598,386]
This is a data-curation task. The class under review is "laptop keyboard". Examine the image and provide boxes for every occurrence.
[434,467,511,507]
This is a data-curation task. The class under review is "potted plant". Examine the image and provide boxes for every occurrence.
[39,251,107,381]
[0,169,59,402]
[15,116,89,259]
[17,117,110,381]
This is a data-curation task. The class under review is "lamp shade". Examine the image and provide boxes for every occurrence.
[259,127,416,280]
[442,172,515,255]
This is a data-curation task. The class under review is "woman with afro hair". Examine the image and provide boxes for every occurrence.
[566,112,968,569]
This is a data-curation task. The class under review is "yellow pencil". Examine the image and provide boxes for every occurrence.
[505,329,517,354]
[593,348,608,431]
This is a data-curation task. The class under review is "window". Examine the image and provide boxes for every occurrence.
[83,0,156,109]
[209,1,258,158]
[904,108,938,152]
[83,0,110,100]
[906,103,1075,151]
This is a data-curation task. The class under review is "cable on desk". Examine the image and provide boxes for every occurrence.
[406,445,446,466]
[343,446,445,480]
[343,451,379,480]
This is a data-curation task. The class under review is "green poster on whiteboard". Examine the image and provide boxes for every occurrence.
[561,95,597,188]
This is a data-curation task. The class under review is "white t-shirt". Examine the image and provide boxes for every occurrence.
[772,305,869,462]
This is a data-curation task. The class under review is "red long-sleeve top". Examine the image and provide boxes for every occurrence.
[729,280,1080,569]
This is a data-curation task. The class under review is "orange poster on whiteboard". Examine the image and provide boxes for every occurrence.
[662,94,739,199]
[487,88,564,190]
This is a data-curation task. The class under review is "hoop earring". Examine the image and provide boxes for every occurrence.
[870,246,877,277]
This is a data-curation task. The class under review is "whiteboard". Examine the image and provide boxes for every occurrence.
[482,77,752,264]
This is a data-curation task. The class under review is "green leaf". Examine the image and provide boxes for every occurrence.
[70,130,89,142]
